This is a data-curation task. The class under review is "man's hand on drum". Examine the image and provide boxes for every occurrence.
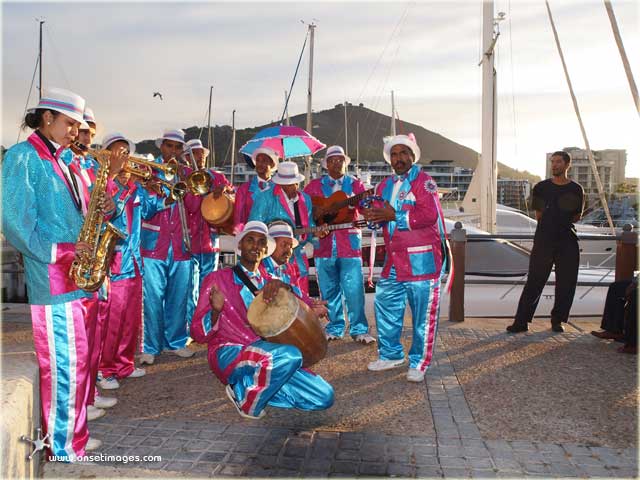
[260,279,288,304]
[310,299,328,317]
[209,285,225,314]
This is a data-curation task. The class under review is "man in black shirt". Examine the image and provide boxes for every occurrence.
[507,151,585,333]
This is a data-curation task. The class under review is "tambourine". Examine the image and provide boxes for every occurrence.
[359,195,386,230]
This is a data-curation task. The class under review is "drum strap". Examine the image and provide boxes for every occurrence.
[293,200,302,228]
[233,265,259,296]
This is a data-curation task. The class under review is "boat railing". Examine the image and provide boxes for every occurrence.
[448,222,638,322]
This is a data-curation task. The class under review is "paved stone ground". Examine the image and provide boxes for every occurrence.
[44,332,638,479]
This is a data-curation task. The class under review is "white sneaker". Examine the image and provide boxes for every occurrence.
[325,332,341,341]
[367,358,405,371]
[139,353,155,365]
[87,405,105,421]
[97,376,120,390]
[353,333,377,344]
[126,367,146,378]
[171,347,195,358]
[94,395,118,409]
[407,368,426,382]
[225,385,265,420]
[85,437,102,451]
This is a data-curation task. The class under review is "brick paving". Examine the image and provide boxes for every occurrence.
[57,330,638,478]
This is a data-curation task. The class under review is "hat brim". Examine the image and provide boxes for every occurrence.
[383,137,421,164]
[156,137,185,148]
[234,233,276,257]
[27,106,84,125]
[272,173,305,185]
[270,234,299,249]
[321,154,351,170]
[182,147,210,159]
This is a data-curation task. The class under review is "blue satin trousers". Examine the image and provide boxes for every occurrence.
[217,340,334,417]
[315,256,369,337]
[186,252,219,328]
[374,267,441,371]
[142,245,193,354]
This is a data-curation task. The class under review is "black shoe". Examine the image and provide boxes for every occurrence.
[551,323,565,333]
[506,323,528,333]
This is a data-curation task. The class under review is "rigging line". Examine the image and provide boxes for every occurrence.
[198,103,210,140]
[337,3,412,148]
[44,27,71,90]
[350,5,412,150]
[545,0,615,235]
[279,31,309,124]
[17,54,41,144]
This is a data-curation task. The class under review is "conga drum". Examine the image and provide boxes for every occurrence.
[201,192,235,235]
[247,287,327,367]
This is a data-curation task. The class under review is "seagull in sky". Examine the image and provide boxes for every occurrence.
[153,92,163,101]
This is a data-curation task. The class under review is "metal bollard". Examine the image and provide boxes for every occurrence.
[615,224,638,282]
[449,221,466,322]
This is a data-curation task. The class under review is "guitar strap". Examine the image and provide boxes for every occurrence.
[232,265,259,296]
[293,200,302,228]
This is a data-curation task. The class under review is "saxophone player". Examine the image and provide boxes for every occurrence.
[139,129,196,365]
[1,88,105,457]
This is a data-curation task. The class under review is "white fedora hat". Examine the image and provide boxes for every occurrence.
[268,221,299,248]
[182,138,210,159]
[382,133,421,164]
[251,147,280,168]
[322,145,351,169]
[80,107,96,130]
[102,132,136,155]
[27,87,86,124]
[235,221,276,256]
[272,161,305,185]
[155,129,185,148]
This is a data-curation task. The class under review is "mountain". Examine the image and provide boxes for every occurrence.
[134,103,540,182]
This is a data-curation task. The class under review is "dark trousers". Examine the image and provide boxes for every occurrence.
[623,285,638,347]
[514,238,580,325]
[599,280,632,334]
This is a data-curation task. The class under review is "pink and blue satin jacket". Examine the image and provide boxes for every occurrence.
[233,176,273,234]
[181,167,232,254]
[139,157,198,261]
[1,133,95,304]
[190,266,274,382]
[260,256,314,306]
[109,180,169,281]
[304,175,366,258]
[376,164,445,282]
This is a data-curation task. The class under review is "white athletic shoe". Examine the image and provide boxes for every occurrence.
[171,347,195,358]
[353,333,377,344]
[85,437,102,451]
[97,376,120,390]
[407,368,426,383]
[367,358,405,372]
[139,353,155,365]
[93,395,118,409]
[127,367,146,378]
[225,385,265,420]
[87,405,106,421]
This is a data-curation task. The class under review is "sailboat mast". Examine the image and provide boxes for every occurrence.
[344,101,348,155]
[207,86,215,168]
[284,90,290,126]
[38,20,44,99]
[391,90,396,136]
[356,121,360,174]
[480,1,498,234]
[231,110,236,185]
[306,23,316,134]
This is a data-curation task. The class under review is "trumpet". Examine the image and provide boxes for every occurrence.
[124,156,178,182]
[72,141,178,181]
[142,177,187,202]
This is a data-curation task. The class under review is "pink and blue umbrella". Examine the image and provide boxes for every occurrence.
[240,125,326,167]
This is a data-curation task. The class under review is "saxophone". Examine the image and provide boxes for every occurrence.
[69,144,126,292]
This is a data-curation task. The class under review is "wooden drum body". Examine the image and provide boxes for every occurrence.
[247,288,327,367]
[201,193,235,235]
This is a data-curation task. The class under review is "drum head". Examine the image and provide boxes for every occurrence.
[201,193,234,225]
[247,288,298,337]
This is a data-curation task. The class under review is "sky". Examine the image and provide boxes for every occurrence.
[2,0,639,180]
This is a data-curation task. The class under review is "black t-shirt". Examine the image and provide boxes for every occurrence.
[532,179,584,241]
